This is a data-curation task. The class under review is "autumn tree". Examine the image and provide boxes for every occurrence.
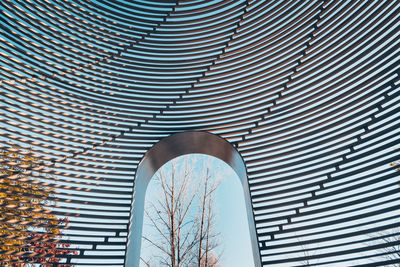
[141,156,222,267]
[0,144,77,266]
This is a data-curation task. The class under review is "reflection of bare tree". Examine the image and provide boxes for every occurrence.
[365,226,400,266]
[363,158,400,266]
[141,157,221,267]
[300,244,311,266]
[295,235,319,267]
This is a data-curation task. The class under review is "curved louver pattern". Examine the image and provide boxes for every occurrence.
[0,1,399,266]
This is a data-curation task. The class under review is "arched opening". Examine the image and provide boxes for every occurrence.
[125,132,261,267]
[141,154,254,266]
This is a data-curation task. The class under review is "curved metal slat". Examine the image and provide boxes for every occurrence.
[0,1,399,266]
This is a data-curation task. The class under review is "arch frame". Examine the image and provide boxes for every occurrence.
[125,131,261,267]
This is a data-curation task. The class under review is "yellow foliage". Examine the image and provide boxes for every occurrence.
[0,145,69,264]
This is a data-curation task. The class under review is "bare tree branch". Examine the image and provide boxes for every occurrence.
[141,156,222,267]
[142,236,171,256]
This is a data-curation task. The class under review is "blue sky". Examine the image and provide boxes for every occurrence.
[140,153,254,267]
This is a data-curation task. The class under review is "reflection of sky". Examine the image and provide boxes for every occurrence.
[141,154,254,267]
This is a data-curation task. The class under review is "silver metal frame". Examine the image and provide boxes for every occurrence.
[126,131,261,267]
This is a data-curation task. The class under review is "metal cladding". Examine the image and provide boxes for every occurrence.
[0,0,399,266]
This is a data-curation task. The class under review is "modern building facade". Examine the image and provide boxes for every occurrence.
[0,1,399,266]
